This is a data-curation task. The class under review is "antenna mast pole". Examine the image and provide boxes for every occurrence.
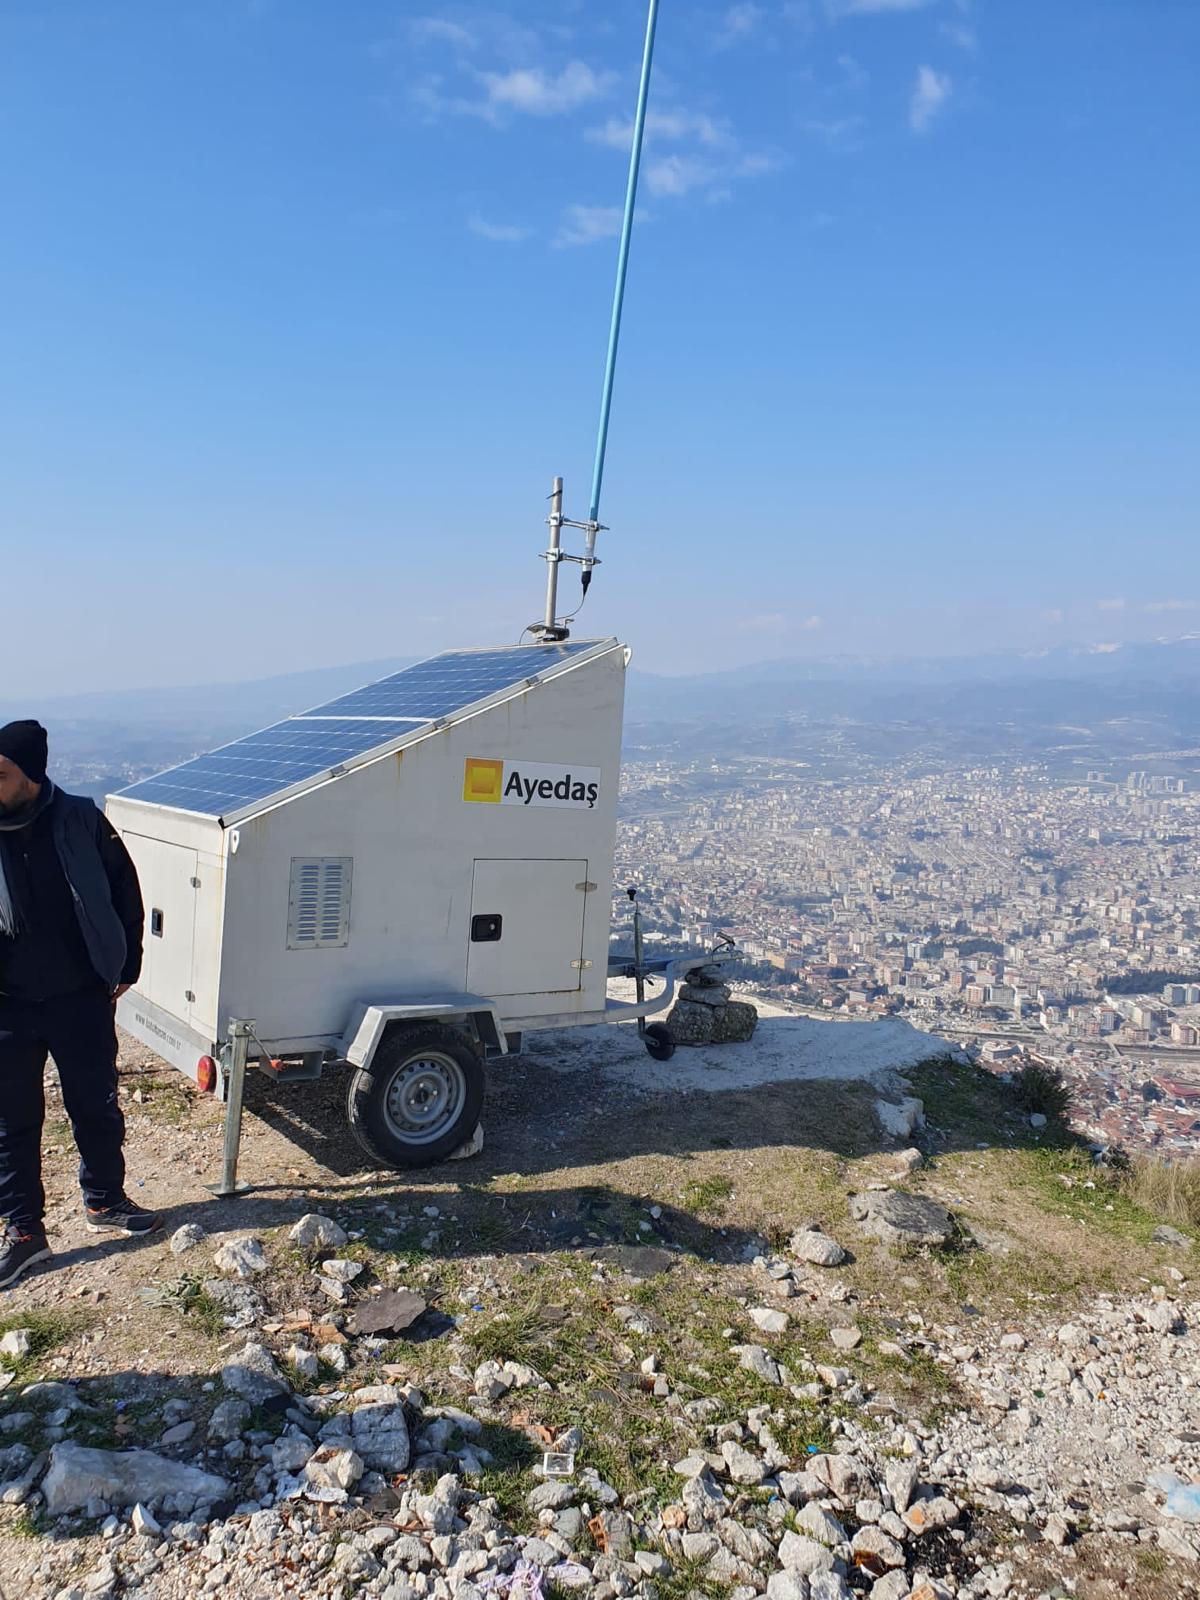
[588,0,660,536]
[531,0,660,642]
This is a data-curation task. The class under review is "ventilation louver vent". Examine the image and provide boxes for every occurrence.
[287,857,353,950]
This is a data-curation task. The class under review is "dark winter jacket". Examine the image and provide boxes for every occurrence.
[0,789,143,1000]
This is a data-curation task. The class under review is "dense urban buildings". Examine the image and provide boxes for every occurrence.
[612,756,1200,1156]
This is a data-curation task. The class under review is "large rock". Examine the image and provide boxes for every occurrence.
[808,1576,853,1600]
[711,1001,758,1044]
[789,1229,846,1268]
[349,1385,411,1474]
[766,1574,811,1600]
[221,1343,289,1403]
[1154,1225,1192,1250]
[41,1443,229,1514]
[874,1097,924,1139]
[665,1001,717,1046]
[208,1398,250,1442]
[849,1189,953,1248]
[213,1236,269,1278]
[678,983,733,1008]
[290,1214,349,1252]
[300,1446,363,1503]
[202,1278,265,1330]
[778,1532,836,1576]
[807,1453,869,1501]
[793,1503,846,1545]
[721,1439,767,1485]
[851,1525,905,1570]
[733,1344,783,1385]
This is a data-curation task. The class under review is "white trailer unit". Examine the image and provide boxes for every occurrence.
[106,637,690,1186]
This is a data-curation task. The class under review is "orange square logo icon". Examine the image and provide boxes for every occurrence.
[463,758,504,803]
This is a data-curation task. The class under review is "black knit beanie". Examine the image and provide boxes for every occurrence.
[0,721,49,784]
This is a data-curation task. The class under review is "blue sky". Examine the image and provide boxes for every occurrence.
[2,0,1197,695]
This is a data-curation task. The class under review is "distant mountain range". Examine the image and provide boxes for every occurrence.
[9,635,1199,793]
[630,634,1200,705]
[624,635,1200,774]
[2,657,416,731]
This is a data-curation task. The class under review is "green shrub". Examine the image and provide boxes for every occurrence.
[1011,1062,1071,1119]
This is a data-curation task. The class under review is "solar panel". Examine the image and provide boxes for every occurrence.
[310,643,594,721]
[117,640,605,821]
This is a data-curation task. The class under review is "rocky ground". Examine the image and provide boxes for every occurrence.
[0,1008,1197,1600]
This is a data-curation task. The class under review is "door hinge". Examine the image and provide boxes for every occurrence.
[185,989,196,1003]
[190,877,201,889]
[570,959,593,970]
[575,880,598,893]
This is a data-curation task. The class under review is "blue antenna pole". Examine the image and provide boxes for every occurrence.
[587,0,660,536]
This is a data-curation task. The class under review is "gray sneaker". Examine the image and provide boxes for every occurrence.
[84,1197,164,1236]
[0,1224,52,1288]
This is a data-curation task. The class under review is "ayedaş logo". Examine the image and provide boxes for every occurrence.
[463,758,601,810]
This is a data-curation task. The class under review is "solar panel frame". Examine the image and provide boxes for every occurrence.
[114,637,618,825]
[307,642,596,723]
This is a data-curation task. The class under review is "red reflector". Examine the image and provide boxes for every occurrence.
[196,1055,218,1094]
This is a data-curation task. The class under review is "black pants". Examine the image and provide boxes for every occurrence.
[0,986,126,1228]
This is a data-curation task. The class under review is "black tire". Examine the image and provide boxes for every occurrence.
[644,1023,676,1062]
[346,1023,484,1169]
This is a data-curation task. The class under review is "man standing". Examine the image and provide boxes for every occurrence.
[0,720,162,1288]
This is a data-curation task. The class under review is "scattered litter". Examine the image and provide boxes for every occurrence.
[1150,1472,1200,1522]
[482,1558,547,1600]
[542,1451,575,1478]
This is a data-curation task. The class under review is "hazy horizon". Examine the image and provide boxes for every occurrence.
[4,628,1198,726]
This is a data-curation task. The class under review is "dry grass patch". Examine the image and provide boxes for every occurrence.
[1125,1156,1200,1232]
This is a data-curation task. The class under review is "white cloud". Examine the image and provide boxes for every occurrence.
[409,17,475,49]
[829,0,938,14]
[940,20,978,51]
[837,53,870,92]
[481,60,612,117]
[718,2,766,43]
[1096,597,1127,612]
[590,105,778,203]
[1041,609,1065,624]
[909,65,952,132]
[644,155,710,198]
[587,108,732,152]
[554,204,625,248]
[801,614,824,630]
[468,215,531,243]
[644,149,782,199]
[803,114,866,151]
[1141,599,1199,613]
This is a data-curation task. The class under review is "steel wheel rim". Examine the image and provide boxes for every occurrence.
[383,1052,466,1145]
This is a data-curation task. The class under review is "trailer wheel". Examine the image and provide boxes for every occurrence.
[643,1023,676,1062]
[346,1023,484,1169]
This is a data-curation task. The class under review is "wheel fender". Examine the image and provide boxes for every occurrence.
[342,997,505,1069]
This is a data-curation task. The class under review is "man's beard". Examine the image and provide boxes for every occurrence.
[0,784,39,818]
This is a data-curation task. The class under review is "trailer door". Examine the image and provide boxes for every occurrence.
[466,859,587,996]
[120,834,199,1026]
